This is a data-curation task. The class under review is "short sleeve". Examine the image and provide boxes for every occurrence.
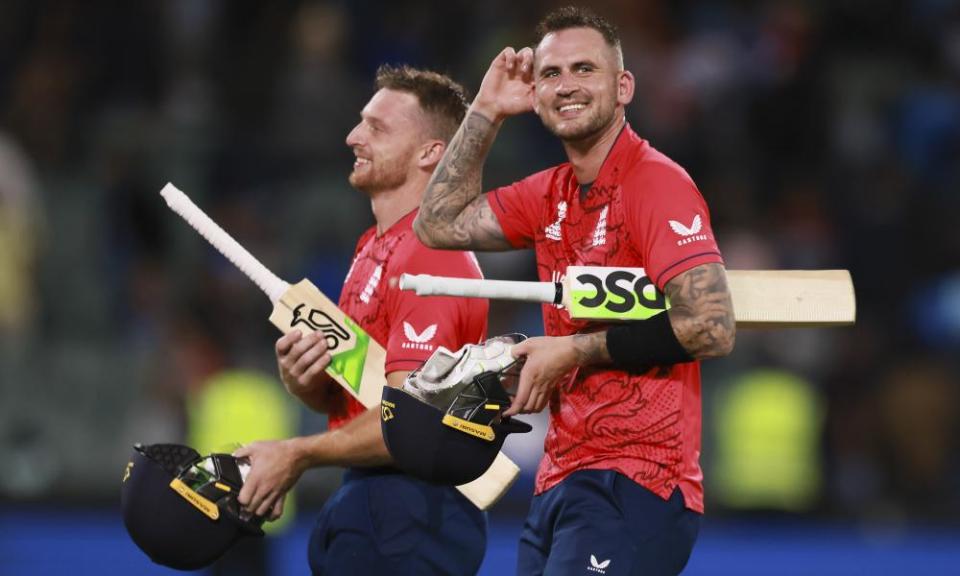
[383,239,488,373]
[625,161,724,290]
[486,169,555,249]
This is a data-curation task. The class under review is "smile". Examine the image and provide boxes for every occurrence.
[558,104,586,112]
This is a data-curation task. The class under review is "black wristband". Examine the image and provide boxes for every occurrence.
[606,311,694,373]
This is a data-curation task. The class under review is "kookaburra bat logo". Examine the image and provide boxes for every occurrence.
[290,304,352,351]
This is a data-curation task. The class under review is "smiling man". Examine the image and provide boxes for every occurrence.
[235,66,490,575]
[414,6,735,576]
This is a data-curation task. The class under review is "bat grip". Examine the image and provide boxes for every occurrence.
[160,183,289,303]
[399,274,557,304]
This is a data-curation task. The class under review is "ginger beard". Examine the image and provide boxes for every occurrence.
[348,141,416,193]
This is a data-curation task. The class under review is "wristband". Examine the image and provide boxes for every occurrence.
[606,311,693,373]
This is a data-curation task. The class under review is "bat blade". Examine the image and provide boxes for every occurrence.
[726,269,856,328]
[456,452,521,510]
[566,267,856,326]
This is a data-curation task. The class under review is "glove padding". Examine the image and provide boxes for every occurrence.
[403,333,526,410]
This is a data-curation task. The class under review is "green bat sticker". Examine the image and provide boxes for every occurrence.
[568,266,671,320]
[327,316,370,393]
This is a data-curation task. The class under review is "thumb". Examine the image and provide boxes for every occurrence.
[233,444,251,459]
[511,339,533,358]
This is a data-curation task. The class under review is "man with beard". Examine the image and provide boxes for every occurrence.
[235,66,489,575]
[414,7,735,576]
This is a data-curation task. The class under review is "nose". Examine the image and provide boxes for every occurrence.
[555,72,578,97]
[345,123,363,147]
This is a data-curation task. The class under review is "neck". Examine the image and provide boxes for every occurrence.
[562,114,625,184]
[368,175,428,235]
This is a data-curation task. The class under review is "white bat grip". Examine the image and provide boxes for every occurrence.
[399,274,558,304]
[160,183,289,303]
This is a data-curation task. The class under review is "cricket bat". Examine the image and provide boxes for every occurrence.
[160,183,520,509]
[400,266,856,328]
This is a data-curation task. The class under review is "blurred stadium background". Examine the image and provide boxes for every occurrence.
[1,0,958,574]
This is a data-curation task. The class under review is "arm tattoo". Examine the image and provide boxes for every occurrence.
[664,263,736,359]
[414,111,512,250]
[572,331,612,367]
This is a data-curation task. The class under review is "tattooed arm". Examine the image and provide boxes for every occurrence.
[413,111,513,250]
[414,46,535,250]
[503,263,733,415]
[663,262,736,358]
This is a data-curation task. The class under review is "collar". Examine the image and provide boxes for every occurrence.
[376,207,419,238]
[570,123,647,208]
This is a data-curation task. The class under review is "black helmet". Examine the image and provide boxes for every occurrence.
[381,334,533,485]
[121,443,264,570]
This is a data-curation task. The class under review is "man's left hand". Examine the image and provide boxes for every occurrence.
[234,439,305,520]
[504,336,578,416]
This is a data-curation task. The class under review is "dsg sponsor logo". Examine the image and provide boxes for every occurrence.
[568,267,669,320]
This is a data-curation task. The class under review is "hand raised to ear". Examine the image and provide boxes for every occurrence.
[471,46,536,123]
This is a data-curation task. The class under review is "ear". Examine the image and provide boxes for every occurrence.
[418,140,445,169]
[617,70,635,106]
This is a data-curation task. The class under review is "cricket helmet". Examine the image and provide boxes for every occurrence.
[121,443,264,571]
[381,334,533,485]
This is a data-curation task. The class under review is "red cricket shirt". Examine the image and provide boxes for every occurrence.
[487,124,723,512]
[327,209,488,430]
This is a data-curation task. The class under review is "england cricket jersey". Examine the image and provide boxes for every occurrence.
[327,209,488,430]
[487,124,723,512]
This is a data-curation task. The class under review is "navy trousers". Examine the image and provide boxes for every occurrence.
[517,469,701,576]
[308,467,487,575]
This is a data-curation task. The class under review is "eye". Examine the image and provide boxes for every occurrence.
[576,64,594,74]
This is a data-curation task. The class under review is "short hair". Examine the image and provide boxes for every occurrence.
[375,65,469,143]
[535,6,622,65]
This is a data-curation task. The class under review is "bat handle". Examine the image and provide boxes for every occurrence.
[160,183,289,303]
[399,274,558,305]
